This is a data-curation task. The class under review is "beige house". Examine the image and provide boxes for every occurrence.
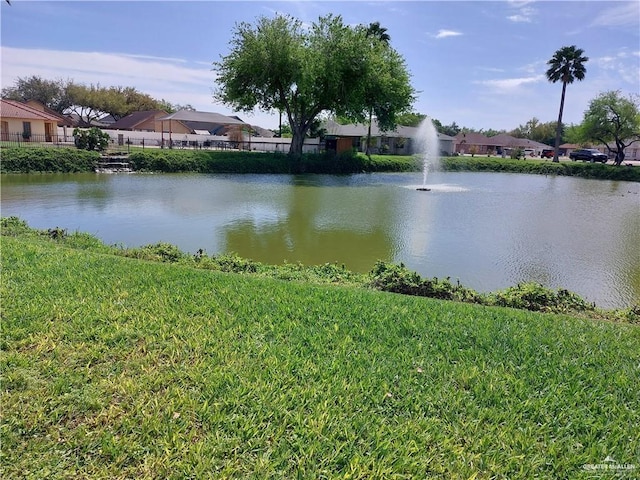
[0,99,64,142]
[323,119,455,155]
[454,132,552,156]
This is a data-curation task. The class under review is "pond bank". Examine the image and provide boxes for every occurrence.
[1,146,638,181]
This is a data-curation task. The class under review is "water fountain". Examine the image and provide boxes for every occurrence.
[415,117,440,191]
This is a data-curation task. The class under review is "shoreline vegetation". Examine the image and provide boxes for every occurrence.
[2,216,639,478]
[3,217,638,321]
[1,146,639,181]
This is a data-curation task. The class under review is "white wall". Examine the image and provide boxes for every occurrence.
[60,128,321,153]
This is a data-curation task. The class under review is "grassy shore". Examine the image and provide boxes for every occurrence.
[2,222,639,478]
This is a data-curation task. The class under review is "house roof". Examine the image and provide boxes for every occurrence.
[455,131,551,149]
[158,109,246,125]
[25,100,76,126]
[455,132,494,145]
[488,134,551,149]
[0,99,65,122]
[110,110,167,130]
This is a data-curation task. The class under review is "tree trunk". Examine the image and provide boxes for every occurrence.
[365,108,373,159]
[615,139,625,165]
[289,130,305,158]
[553,81,567,163]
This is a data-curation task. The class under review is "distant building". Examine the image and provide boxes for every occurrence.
[323,119,455,155]
[0,98,65,142]
[158,109,247,135]
[454,132,551,156]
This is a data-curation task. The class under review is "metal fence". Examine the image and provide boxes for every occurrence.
[1,131,318,154]
[0,132,76,148]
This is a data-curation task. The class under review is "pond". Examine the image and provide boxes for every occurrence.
[2,171,639,309]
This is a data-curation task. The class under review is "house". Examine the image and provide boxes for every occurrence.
[0,98,65,142]
[454,132,552,156]
[488,134,551,156]
[157,109,247,136]
[25,100,75,127]
[323,119,455,155]
[454,132,496,155]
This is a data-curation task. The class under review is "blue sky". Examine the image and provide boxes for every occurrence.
[1,0,638,131]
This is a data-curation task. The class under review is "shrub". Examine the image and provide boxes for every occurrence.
[124,242,187,263]
[73,127,110,152]
[612,304,640,324]
[488,282,594,313]
[369,261,481,302]
[207,253,259,274]
[0,147,99,173]
[0,216,32,236]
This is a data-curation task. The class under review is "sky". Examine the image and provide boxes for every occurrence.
[1,0,639,132]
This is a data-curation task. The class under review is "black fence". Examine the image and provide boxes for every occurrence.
[0,132,76,148]
[1,132,311,154]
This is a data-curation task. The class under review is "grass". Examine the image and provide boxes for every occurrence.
[2,226,639,478]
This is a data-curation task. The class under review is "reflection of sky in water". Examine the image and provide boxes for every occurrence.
[2,171,639,308]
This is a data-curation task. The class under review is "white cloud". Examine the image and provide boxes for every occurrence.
[1,46,214,90]
[0,45,283,129]
[506,1,536,23]
[477,75,545,91]
[434,29,463,39]
[592,50,640,88]
[591,1,640,27]
[507,14,531,23]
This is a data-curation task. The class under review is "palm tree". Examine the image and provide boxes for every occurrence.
[366,22,390,44]
[546,45,588,162]
[364,22,391,157]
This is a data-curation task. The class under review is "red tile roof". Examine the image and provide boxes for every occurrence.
[0,99,64,122]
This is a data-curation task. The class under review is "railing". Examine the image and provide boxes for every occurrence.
[1,131,318,154]
[0,132,76,148]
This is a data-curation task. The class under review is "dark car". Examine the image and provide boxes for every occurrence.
[540,149,554,158]
[569,149,608,163]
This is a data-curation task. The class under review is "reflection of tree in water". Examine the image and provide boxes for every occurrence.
[222,182,400,272]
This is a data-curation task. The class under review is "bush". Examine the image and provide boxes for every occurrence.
[73,127,110,152]
[439,156,640,181]
[123,242,187,263]
[369,261,481,302]
[488,282,594,313]
[1,216,32,236]
[0,147,99,173]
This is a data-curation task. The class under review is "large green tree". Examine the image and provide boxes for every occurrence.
[546,45,588,162]
[581,90,640,165]
[65,84,162,125]
[510,117,557,145]
[1,75,74,113]
[213,14,414,158]
[3,76,165,125]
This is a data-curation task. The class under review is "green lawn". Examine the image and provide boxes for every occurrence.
[2,235,639,479]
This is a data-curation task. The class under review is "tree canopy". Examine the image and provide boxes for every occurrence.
[213,14,414,157]
[2,75,166,126]
[581,90,640,165]
[1,76,74,113]
[510,117,557,145]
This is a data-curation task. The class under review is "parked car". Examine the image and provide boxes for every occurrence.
[541,149,554,158]
[569,149,608,163]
